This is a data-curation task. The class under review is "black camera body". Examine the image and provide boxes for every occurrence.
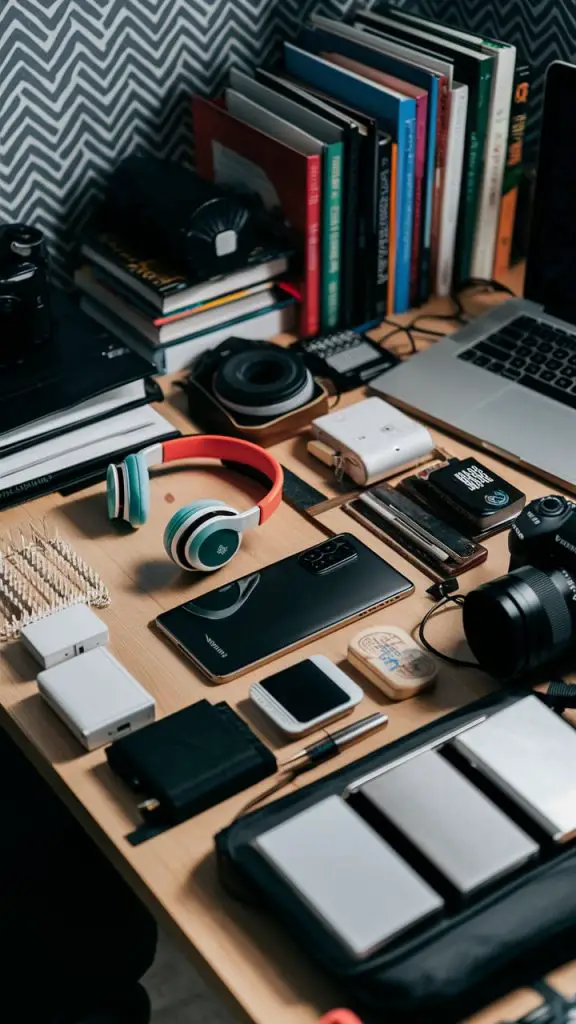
[0,223,51,356]
[508,495,576,573]
[463,495,576,681]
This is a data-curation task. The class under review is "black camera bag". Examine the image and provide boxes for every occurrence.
[216,690,576,1023]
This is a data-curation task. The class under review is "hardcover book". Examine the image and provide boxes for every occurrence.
[193,96,321,337]
[286,38,416,314]
[81,232,290,315]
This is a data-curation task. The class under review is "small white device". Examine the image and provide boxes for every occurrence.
[20,604,109,670]
[249,654,364,736]
[310,396,434,485]
[37,647,155,751]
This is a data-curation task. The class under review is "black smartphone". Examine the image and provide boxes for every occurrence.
[155,534,414,682]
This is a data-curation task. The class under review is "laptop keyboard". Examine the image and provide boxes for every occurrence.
[457,315,576,410]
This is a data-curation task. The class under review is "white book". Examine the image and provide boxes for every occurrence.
[381,10,516,279]
[81,298,297,374]
[0,405,174,492]
[470,41,516,278]
[74,266,275,345]
[225,89,325,159]
[0,379,147,454]
[436,83,469,297]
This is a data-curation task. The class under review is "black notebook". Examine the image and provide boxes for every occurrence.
[0,287,157,437]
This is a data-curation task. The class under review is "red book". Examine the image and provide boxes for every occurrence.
[192,96,320,337]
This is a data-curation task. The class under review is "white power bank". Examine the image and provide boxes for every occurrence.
[252,795,443,959]
[453,696,576,844]
[311,397,434,485]
[21,604,108,669]
[37,647,155,750]
[357,750,539,896]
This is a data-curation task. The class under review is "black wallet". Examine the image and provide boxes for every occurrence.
[106,700,277,831]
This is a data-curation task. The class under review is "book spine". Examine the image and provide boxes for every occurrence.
[374,133,392,318]
[410,93,427,305]
[471,44,517,279]
[430,76,449,289]
[387,144,398,315]
[394,108,416,314]
[341,130,359,327]
[419,75,439,304]
[457,61,494,281]
[320,142,344,330]
[304,155,322,336]
[436,84,469,297]
[493,65,530,280]
[356,133,378,323]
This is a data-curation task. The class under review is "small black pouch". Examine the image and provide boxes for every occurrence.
[107,700,277,834]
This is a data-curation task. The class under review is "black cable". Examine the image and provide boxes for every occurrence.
[418,593,479,668]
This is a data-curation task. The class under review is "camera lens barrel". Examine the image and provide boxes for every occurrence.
[462,565,576,680]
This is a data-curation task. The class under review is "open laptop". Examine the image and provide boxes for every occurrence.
[372,61,576,492]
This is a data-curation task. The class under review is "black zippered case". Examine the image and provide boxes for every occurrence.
[216,690,576,1023]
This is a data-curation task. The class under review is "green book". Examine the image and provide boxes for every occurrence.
[321,138,343,327]
[457,57,494,280]
[356,8,495,281]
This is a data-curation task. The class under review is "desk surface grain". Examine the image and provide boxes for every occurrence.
[1,265,574,1023]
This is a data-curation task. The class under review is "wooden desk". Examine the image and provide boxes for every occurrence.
[1,265,573,1024]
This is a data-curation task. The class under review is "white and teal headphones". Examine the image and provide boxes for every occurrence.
[106,434,283,572]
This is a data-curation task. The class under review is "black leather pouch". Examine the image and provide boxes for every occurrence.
[107,700,277,839]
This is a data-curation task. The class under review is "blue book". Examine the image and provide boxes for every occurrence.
[302,18,440,305]
[285,41,416,313]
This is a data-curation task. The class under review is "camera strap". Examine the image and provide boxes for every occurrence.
[536,680,576,711]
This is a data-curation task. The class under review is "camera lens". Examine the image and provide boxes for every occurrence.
[462,565,576,680]
[536,495,568,517]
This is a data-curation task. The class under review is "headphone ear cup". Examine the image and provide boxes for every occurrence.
[106,464,120,521]
[164,500,241,571]
[123,453,150,528]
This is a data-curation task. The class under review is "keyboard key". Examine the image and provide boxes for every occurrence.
[526,362,541,374]
[474,341,511,362]
[517,345,531,357]
[490,333,518,350]
[546,358,562,372]
[490,361,505,375]
[521,375,576,410]
[564,366,576,378]
[501,368,521,380]
[537,341,553,353]
[459,349,476,362]
[531,352,546,365]
[557,377,572,389]
[569,354,576,367]
[539,370,556,382]
[556,348,572,361]
[474,355,489,367]
[510,357,526,370]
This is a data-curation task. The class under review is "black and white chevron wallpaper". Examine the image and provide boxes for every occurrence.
[398,0,576,159]
[0,0,369,282]
[2,0,573,282]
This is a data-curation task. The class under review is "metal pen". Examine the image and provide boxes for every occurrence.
[280,712,388,772]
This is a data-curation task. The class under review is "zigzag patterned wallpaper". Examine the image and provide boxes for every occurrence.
[399,0,576,158]
[0,0,369,281]
[2,0,572,281]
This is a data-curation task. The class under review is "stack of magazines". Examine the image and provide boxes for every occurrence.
[75,232,297,373]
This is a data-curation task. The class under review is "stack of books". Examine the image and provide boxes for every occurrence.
[0,289,179,510]
[192,5,529,328]
[75,232,297,373]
